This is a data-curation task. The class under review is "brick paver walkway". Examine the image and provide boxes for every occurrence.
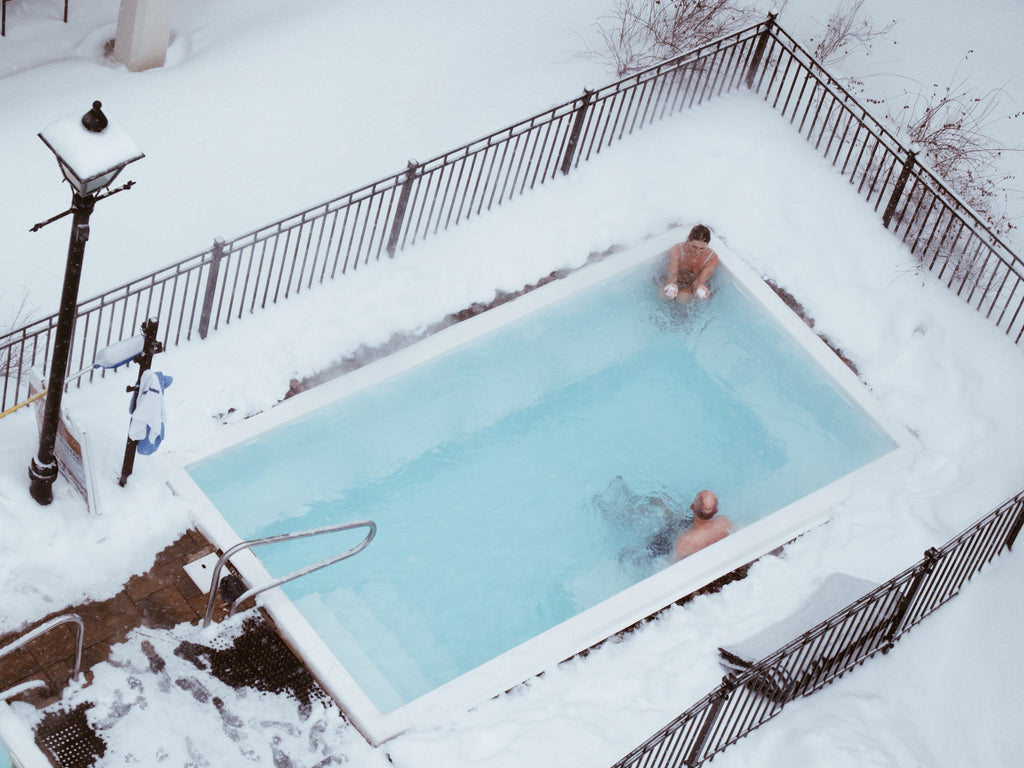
[0,529,231,708]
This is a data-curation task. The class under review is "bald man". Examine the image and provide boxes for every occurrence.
[673,490,732,560]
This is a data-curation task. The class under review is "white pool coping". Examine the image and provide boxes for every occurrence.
[0,703,51,768]
[161,229,913,746]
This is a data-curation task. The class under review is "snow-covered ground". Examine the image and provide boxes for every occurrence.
[1,0,1022,766]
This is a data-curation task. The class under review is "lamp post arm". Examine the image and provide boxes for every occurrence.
[30,180,136,233]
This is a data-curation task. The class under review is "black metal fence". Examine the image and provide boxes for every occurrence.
[610,490,1024,768]
[748,20,1024,344]
[3,14,1023,415]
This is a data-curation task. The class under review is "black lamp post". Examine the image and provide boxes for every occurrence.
[28,101,144,505]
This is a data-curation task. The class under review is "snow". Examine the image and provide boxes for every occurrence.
[1,0,1022,766]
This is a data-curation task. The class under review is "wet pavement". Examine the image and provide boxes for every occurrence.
[0,529,229,709]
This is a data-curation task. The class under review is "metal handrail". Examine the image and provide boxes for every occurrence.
[202,520,377,627]
[0,613,84,700]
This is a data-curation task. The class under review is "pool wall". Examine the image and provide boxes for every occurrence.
[162,229,912,745]
[0,704,52,768]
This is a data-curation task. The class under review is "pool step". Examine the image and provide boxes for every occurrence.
[297,585,460,713]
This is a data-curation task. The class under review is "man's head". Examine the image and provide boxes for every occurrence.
[691,490,718,520]
[687,224,711,244]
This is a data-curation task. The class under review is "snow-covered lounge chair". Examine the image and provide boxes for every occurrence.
[718,573,884,702]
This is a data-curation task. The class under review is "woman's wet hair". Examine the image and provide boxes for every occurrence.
[687,224,711,243]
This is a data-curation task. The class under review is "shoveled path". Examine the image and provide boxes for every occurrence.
[0,529,226,709]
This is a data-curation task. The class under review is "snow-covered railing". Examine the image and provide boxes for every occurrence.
[748,20,1024,344]
[609,491,1024,768]
[3,13,1023,416]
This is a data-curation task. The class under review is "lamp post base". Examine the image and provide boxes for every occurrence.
[28,457,58,505]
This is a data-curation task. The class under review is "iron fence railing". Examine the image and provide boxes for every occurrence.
[3,14,1023,416]
[610,490,1024,768]
[748,20,1024,343]
[0,21,768,414]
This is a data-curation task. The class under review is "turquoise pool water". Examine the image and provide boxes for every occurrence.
[189,258,895,713]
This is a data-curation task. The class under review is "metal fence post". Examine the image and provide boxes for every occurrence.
[881,546,940,650]
[684,674,736,767]
[745,11,778,89]
[559,88,594,175]
[1006,502,1024,550]
[198,239,226,340]
[386,160,420,257]
[882,145,919,229]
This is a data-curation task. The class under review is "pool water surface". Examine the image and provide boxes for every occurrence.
[186,248,896,717]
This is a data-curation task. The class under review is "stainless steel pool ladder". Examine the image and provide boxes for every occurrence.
[203,520,377,627]
[0,614,84,701]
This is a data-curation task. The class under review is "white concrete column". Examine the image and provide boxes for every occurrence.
[113,0,175,72]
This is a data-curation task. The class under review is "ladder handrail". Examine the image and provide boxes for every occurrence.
[0,613,84,700]
[203,520,377,627]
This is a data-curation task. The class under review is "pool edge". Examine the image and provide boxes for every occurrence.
[0,703,51,768]
[157,231,915,746]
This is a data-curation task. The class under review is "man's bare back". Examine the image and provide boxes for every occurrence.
[673,490,732,560]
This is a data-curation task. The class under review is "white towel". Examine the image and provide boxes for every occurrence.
[128,370,168,453]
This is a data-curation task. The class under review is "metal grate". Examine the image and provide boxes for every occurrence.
[174,615,330,713]
[35,702,106,768]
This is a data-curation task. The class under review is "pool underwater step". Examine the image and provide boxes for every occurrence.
[296,586,461,714]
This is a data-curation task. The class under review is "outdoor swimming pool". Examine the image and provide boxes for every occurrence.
[174,233,905,743]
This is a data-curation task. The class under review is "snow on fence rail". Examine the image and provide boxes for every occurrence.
[2,14,1023,415]
[609,491,1024,768]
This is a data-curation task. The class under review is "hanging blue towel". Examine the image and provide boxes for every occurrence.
[128,370,173,455]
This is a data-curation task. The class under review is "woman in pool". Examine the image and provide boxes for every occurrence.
[662,224,719,301]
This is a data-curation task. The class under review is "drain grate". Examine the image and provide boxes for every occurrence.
[174,615,329,713]
[35,702,106,768]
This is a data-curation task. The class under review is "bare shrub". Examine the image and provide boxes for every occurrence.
[808,0,895,69]
[885,54,1022,236]
[0,288,37,395]
[587,0,764,76]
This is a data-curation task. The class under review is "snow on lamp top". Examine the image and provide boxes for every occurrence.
[38,101,144,197]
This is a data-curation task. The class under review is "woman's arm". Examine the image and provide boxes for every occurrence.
[666,243,682,285]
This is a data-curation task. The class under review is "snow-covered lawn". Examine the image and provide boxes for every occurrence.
[1,0,1022,766]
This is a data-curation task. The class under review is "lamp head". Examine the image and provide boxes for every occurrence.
[38,100,144,198]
